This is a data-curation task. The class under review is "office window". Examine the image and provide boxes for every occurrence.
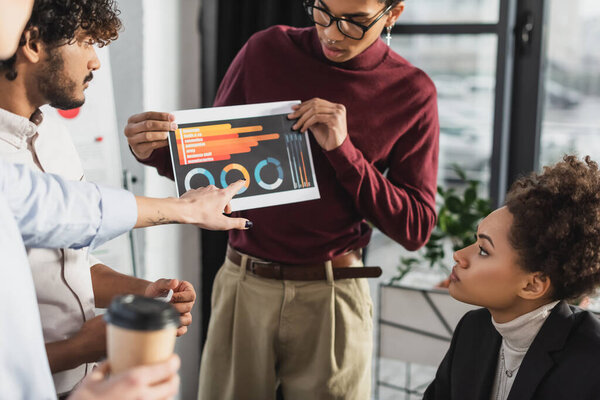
[367,0,508,282]
[401,0,499,24]
[392,34,497,189]
[539,0,600,166]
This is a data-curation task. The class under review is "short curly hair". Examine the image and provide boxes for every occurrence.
[0,0,121,80]
[505,155,600,301]
[378,0,403,7]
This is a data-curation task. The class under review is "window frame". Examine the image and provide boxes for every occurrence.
[391,0,549,207]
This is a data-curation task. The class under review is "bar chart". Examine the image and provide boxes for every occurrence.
[175,123,280,165]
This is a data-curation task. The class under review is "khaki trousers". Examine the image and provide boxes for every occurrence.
[198,254,373,400]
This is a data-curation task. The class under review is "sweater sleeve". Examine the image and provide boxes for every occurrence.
[323,92,439,251]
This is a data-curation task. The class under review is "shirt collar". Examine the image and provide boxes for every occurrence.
[0,107,43,149]
[491,300,560,351]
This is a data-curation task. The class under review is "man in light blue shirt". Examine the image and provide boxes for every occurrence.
[0,162,135,399]
[0,160,248,399]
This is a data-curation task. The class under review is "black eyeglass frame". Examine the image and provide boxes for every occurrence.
[303,1,395,41]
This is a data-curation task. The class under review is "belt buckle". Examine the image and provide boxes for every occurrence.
[248,258,272,276]
[248,261,256,274]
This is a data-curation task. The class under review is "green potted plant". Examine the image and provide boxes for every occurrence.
[390,166,493,285]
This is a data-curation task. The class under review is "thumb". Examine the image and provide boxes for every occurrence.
[154,278,179,292]
[88,361,110,382]
[165,278,179,290]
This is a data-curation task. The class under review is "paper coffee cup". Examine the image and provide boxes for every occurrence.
[104,294,179,374]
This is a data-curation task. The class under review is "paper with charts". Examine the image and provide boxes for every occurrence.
[168,101,320,211]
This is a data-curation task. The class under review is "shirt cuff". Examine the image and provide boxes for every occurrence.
[90,185,137,250]
[323,135,362,174]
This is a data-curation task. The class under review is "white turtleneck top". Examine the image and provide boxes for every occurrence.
[489,301,560,400]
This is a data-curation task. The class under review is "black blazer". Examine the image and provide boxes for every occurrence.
[423,301,600,400]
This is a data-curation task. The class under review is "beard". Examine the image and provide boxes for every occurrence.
[37,48,89,110]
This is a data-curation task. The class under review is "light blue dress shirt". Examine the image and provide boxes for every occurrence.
[0,161,137,399]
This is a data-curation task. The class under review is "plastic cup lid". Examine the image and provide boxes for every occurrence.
[104,294,179,331]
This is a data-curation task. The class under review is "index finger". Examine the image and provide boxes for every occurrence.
[127,111,174,124]
[223,180,246,198]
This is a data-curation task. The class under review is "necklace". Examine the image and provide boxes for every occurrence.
[501,347,520,377]
[495,346,520,400]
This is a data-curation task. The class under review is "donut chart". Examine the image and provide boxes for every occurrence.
[220,163,250,194]
[254,157,284,190]
[184,168,215,190]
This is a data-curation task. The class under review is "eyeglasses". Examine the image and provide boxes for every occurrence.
[303,1,394,41]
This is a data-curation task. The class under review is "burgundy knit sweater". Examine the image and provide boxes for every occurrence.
[138,26,439,264]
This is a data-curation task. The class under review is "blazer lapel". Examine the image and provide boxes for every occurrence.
[473,331,502,400]
[507,301,575,400]
[453,311,501,400]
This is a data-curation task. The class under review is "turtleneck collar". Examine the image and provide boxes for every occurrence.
[0,107,43,149]
[492,301,560,351]
[307,27,389,71]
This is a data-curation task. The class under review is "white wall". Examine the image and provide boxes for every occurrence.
[133,1,203,399]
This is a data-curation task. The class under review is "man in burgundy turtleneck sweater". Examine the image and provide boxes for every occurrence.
[125,0,439,398]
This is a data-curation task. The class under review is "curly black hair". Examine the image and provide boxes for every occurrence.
[379,0,403,6]
[0,0,121,80]
[505,155,600,301]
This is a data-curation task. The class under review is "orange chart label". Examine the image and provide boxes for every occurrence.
[175,123,280,165]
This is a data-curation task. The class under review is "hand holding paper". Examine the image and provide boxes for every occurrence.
[124,111,175,160]
[288,98,348,152]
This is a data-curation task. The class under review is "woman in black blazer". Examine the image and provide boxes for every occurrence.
[424,155,600,400]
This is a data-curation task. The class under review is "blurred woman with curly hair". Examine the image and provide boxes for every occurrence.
[425,155,600,400]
